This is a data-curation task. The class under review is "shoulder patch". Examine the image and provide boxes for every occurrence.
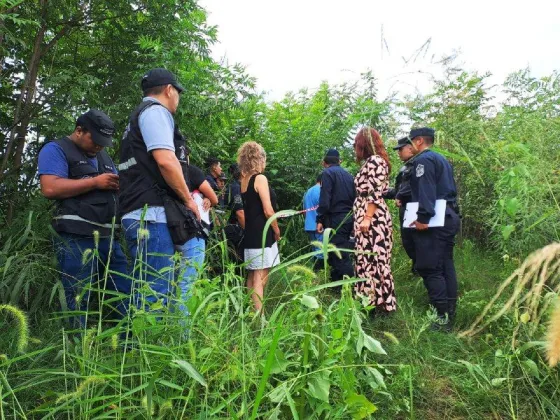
[416,164,424,177]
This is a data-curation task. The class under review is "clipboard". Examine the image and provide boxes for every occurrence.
[403,199,447,228]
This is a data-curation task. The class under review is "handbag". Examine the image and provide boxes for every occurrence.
[158,188,205,245]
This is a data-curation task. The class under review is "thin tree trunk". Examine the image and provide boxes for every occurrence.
[0,0,47,174]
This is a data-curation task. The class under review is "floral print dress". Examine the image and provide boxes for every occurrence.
[353,155,396,312]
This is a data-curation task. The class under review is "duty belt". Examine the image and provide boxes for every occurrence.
[53,215,120,229]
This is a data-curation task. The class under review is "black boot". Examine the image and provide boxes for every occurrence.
[447,299,457,329]
[430,300,451,332]
[411,260,419,277]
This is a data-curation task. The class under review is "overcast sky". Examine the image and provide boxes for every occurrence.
[200,0,559,101]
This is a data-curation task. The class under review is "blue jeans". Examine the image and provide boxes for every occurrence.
[177,237,205,319]
[307,231,324,260]
[122,220,176,310]
[55,232,131,328]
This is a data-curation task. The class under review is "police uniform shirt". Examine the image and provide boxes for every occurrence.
[205,174,219,192]
[225,180,243,224]
[410,149,457,224]
[316,165,355,226]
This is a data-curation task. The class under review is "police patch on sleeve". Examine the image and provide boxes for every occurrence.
[416,164,425,177]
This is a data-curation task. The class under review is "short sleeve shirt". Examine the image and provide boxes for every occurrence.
[37,140,117,178]
[138,97,175,152]
[187,165,206,191]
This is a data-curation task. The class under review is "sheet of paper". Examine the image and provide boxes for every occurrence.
[192,192,211,225]
[403,199,447,228]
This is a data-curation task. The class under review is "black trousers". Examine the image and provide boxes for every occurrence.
[399,207,416,263]
[412,208,460,304]
[326,217,354,282]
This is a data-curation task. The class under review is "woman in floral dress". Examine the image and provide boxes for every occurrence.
[353,127,396,313]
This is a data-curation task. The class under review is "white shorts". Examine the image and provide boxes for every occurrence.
[244,242,280,270]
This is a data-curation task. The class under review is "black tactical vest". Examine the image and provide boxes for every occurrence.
[118,100,189,217]
[395,159,415,204]
[50,137,118,237]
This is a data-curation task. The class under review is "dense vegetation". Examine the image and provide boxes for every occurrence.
[1,1,560,418]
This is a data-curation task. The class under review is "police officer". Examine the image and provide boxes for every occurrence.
[118,68,200,310]
[316,149,356,282]
[38,109,130,327]
[225,163,245,228]
[205,156,223,192]
[223,163,245,264]
[385,137,417,274]
[407,127,460,331]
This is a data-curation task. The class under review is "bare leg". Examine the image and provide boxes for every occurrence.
[251,268,270,313]
[246,270,254,290]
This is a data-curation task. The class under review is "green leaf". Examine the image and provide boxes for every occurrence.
[300,295,319,309]
[491,378,507,387]
[332,329,343,340]
[501,225,515,240]
[362,333,386,355]
[521,359,540,379]
[366,367,386,390]
[519,312,530,324]
[306,370,331,402]
[171,360,207,387]
[345,392,377,419]
[150,300,164,311]
[156,379,183,391]
[268,349,290,374]
[505,197,520,217]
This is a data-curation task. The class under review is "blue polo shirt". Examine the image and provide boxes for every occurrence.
[303,183,321,232]
[38,139,117,178]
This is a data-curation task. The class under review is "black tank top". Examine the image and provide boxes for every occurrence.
[242,174,276,249]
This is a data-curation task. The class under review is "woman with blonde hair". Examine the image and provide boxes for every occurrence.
[237,141,280,312]
[353,127,396,315]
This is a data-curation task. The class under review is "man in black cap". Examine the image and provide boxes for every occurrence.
[118,68,200,311]
[38,109,130,327]
[316,148,356,283]
[406,127,460,331]
[385,137,417,274]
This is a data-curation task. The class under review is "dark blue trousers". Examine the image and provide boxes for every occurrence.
[412,208,460,304]
[399,207,416,263]
[327,218,354,282]
[55,233,131,328]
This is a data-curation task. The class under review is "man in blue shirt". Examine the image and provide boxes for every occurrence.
[303,173,324,269]
[118,68,200,312]
[316,149,355,283]
[407,127,460,331]
[38,109,130,328]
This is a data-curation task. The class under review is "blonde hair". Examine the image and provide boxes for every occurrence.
[237,141,266,176]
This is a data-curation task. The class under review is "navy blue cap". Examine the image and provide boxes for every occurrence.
[393,136,412,150]
[409,127,435,140]
[325,148,339,158]
[76,109,115,147]
[323,148,340,164]
[141,68,184,93]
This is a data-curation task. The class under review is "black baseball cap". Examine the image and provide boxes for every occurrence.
[393,136,412,150]
[323,148,340,164]
[409,127,435,140]
[141,68,184,93]
[76,109,115,147]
